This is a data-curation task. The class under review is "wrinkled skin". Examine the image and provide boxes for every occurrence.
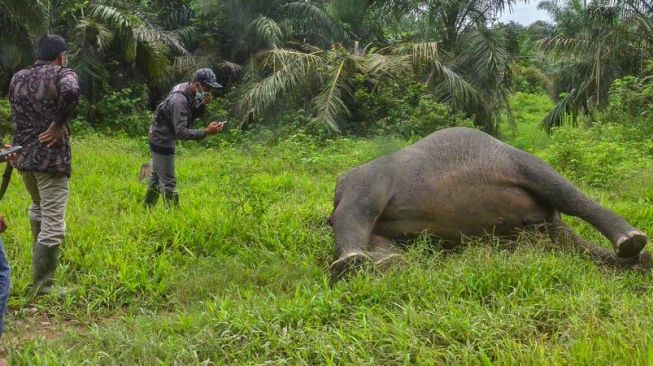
[328,128,650,281]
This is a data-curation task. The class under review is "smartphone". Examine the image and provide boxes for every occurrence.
[0,145,22,160]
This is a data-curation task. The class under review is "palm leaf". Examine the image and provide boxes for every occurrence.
[312,59,351,133]
[541,88,581,131]
[248,16,284,48]
[281,2,342,40]
[90,4,133,30]
[390,42,441,66]
[241,48,323,120]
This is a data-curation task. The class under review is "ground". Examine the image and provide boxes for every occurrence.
[4,94,653,365]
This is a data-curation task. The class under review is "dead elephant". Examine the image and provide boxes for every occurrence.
[328,127,650,281]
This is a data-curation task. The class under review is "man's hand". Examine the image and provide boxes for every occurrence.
[202,93,213,106]
[38,122,68,148]
[1,144,17,162]
[0,216,8,234]
[205,121,225,135]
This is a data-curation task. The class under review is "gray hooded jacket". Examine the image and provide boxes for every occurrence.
[148,83,207,155]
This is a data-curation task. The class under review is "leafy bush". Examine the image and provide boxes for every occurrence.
[373,95,475,138]
[540,123,653,189]
[353,80,474,138]
[512,65,550,94]
[607,67,653,125]
[92,86,152,137]
[0,98,12,141]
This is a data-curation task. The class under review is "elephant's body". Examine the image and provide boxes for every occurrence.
[329,127,649,280]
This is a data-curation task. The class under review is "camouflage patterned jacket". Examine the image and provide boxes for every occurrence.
[8,61,80,177]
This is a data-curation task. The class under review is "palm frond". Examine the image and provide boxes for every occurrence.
[462,29,508,82]
[74,18,115,53]
[172,55,212,75]
[133,27,188,54]
[248,16,283,48]
[391,42,441,66]
[241,49,323,120]
[427,60,483,105]
[259,48,323,71]
[90,4,133,30]
[312,59,351,133]
[541,88,581,131]
[281,2,342,40]
[216,60,243,76]
[363,52,412,78]
[539,36,592,59]
[136,41,172,81]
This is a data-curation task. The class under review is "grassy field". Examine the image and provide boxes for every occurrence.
[4,93,653,365]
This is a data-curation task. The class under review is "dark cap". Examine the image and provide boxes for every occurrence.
[193,68,222,89]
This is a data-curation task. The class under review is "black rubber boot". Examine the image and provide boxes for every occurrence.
[30,219,41,245]
[32,243,59,296]
[144,186,160,208]
[163,191,179,209]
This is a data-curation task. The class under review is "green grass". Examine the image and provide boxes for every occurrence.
[4,95,653,365]
[501,92,553,152]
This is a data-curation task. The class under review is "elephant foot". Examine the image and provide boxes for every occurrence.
[370,250,403,268]
[634,251,652,271]
[329,252,371,283]
[614,251,652,271]
[615,231,647,258]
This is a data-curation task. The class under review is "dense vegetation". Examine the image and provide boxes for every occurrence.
[3,0,653,364]
[2,0,652,136]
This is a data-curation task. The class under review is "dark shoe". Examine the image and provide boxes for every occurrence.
[163,191,179,209]
[31,243,59,296]
[144,187,160,208]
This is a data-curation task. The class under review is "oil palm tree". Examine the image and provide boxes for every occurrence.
[538,0,650,130]
[236,0,528,134]
[0,0,47,92]
[238,41,487,132]
[65,2,191,102]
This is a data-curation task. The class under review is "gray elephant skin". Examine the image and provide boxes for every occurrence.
[328,127,650,281]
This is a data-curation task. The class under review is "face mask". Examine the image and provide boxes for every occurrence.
[195,84,205,102]
[61,52,68,67]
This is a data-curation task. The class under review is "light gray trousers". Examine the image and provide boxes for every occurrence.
[148,152,176,194]
[21,171,69,248]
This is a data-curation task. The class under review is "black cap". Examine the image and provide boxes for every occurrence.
[193,68,222,89]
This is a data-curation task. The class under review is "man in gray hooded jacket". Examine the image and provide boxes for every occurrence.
[145,68,225,207]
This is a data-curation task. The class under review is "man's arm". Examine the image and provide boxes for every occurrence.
[39,69,80,147]
[54,69,80,126]
[170,96,207,140]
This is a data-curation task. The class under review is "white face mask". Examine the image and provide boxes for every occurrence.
[61,52,68,67]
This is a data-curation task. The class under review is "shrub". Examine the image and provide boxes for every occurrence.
[512,65,549,94]
[540,123,653,189]
[92,86,152,137]
[0,99,12,141]
[353,80,474,138]
[602,61,653,136]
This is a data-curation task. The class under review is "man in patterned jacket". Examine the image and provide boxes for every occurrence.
[8,35,80,296]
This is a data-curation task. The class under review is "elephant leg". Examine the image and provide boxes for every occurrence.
[366,234,402,266]
[329,204,384,283]
[328,171,394,283]
[516,151,647,258]
[544,216,651,270]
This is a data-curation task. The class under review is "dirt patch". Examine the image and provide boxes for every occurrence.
[2,308,86,352]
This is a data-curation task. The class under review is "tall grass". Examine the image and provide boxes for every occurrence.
[3,95,653,364]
